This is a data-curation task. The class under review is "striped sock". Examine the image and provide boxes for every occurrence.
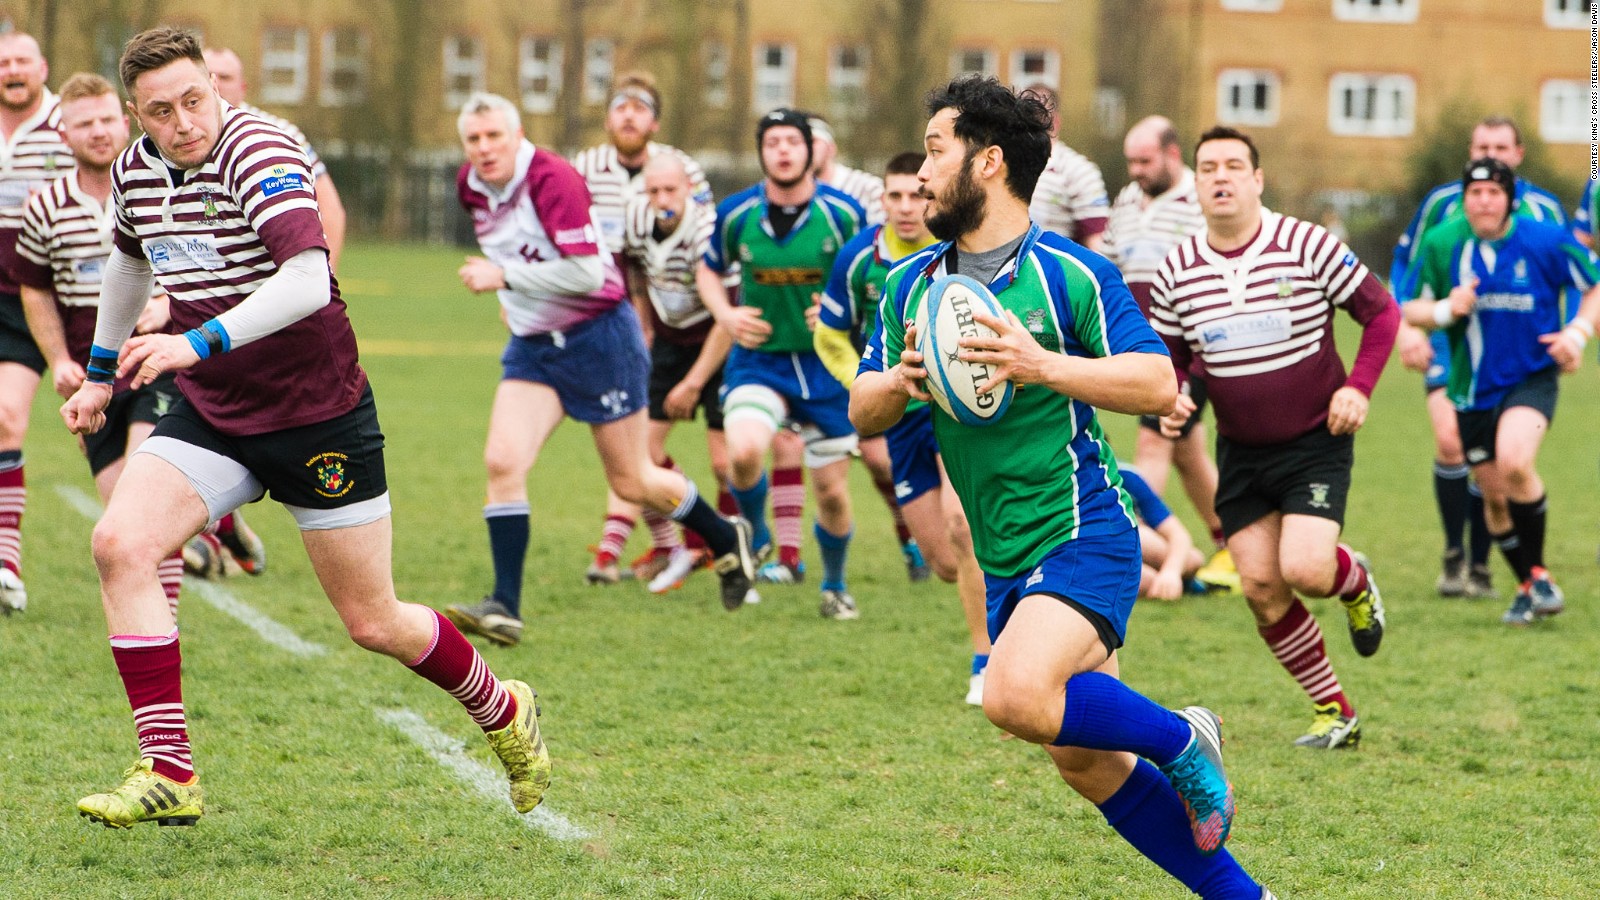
[1258,599,1353,717]
[1331,544,1368,601]
[406,610,516,732]
[772,467,805,568]
[110,629,194,782]
[158,552,184,619]
[0,452,23,576]
[595,514,634,567]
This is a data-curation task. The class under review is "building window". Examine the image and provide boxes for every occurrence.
[1540,80,1588,143]
[1094,87,1126,138]
[1328,73,1415,137]
[443,35,485,110]
[1546,0,1593,28]
[1216,68,1279,126]
[583,38,614,105]
[1009,48,1059,92]
[1332,0,1419,23]
[753,42,795,110]
[259,27,309,105]
[318,28,367,107]
[518,36,561,114]
[703,42,730,108]
[828,45,869,120]
[950,48,997,78]
[1221,0,1283,10]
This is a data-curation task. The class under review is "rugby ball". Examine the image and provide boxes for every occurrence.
[916,274,1014,427]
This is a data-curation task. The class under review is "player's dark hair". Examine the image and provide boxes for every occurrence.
[119,27,205,95]
[924,75,1052,202]
[884,151,925,178]
[1476,115,1522,147]
[1195,125,1260,170]
[1156,123,1181,152]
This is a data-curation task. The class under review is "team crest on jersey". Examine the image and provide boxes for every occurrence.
[260,166,306,198]
[199,188,220,222]
[738,244,754,263]
[307,451,353,498]
[1275,276,1293,300]
[1513,259,1529,286]
[866,283,881,304]
[822,237,836,254]
[1025,309,1047,333]
[45,154,58,172]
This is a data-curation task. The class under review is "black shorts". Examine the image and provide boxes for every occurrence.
[150,383,388,510]
[1457,367,1558,467]
[1139,377,1209,438]
[1214,427,1353,537]
[648,339,724,429]
[83,373,182,476]
[0,292,46,373]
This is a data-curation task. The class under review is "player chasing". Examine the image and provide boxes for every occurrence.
[63,30,549,827]
[1401,157,1600,625]
[853,76,1274,899]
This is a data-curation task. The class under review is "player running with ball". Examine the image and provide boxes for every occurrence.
[852,76,1272,900]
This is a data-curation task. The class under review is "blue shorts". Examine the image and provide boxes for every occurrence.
[501,302,649,424]
[721,346,854,439]
[984,530,1143,655]
[1424,329,1450,392]
[886,404,941,505]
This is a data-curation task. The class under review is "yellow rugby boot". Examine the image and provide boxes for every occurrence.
[78,759,203,828]
[485,680,551,813]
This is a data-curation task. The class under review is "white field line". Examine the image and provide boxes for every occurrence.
[375,708,590,841]
[53,483,329,658]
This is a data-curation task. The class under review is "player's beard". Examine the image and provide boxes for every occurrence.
[925,158,986,242]
[1140,167,1175,198]
[0,83,40,113]
[766,165,808,190]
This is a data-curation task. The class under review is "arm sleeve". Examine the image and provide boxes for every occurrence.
[1341,272,1400,397]
[814,324,861,388]
[502,254,606,299]
[210,248,331,348]
[89,248,157,354]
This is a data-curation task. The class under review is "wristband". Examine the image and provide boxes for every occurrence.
[86,344,120,384]
[1432,302,1457,328]
[183,319,232,360]
[1562,325,1589,353]
[1569,317,1596,339]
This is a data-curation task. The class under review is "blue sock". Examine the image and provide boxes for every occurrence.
[666,478,735,556]
[731,474,771,552]
[971,653,990,676]
[1099,760,1261,900]
[1053,671,1192,765]
[484,503,530,616]
[814,521,851,592]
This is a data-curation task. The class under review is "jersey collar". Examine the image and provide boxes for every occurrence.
[921,222,1042,293]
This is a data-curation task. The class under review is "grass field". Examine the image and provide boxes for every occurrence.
[1,240,1598,899]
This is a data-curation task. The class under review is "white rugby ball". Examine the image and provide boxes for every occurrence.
[917,274,1013,427]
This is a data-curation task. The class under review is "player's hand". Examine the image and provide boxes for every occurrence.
[458,256,507,293]
[135,294,172,335]
[1326,385,1370,435]
[805,293,822,332]
[1147,570,1183,602]
[960,310,1053,394]
[663,378,702,420]
[717,305,772,349]
[1447,278,1478,320]
[893,320,933,402]
[61,381,113,435]
[51,358,86,400]
[1538,329,1586,373]
[1397,322,1434,372]
[118,332,201,388]
[1159,392,1197,438]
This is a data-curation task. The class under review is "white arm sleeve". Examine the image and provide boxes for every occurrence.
[501,254,605,304]
[90,249,157,354]
[211,249,331,348]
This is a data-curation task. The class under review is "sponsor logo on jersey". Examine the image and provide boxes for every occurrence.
[1340,251,1357,268]
[1475,292,1535,313]
[750,267,824,287]
[307,451,353,498]
[260,166,306,198]
[554,225,597,246]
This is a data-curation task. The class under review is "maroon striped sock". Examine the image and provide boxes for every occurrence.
[772,467,804,568]
[595,514,634,567]
[110,630,194,782]
[0,459,23,575]
[406,611,516,732]
[158,551,184,619]
[1258,599,1353,717]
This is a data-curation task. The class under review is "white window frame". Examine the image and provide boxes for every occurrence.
[1008,48,1059,93]
[318,28,367,107]
[1540,80,1588,143]
[1221,0,1284,10]
[950,48,997,78]
[828,44,870,121]
[259,27,309,105]
[1094,86,1126,138]
[442,35,486,111]
[518,36,562,115]
[703,42,730,109]
[1545,0,1593,28]
[1216,68,1280,126]
[753,42,796,110]
[1327,72,1415,137]
[583,38,614,105]
[1332,0,1419,23]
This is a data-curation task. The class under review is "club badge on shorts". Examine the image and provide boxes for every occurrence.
[307,451,353,498]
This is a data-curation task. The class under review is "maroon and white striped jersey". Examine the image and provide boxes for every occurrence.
[621,192,713,343]
[112,105,361,436]
[1028,140,1108,244]
[1102,169,1205,314]
[1149,210,1391,446]
[822,163,885,227]
[571,141,711,254]
[0,91,73,295]
[238,102,328,181]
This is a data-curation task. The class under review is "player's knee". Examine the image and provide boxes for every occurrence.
[946,513,974,555]
[1500,460,1537,493]
[1278,558,1328,596]
[91,518,159,573]
[608,471,648,505]
[344,617,396,655]
[0,404,27,445]
[483,447,526,483]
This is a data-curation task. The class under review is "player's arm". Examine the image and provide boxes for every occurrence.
[813,244,866,386]
[62,248,157,435]
[315,174,347,274]
[852,279,931,435]
[1401,239,1477,332]
[19,285,81,399]
[1537,239,1600,371]
[664,326,732,420]
[621,256,655,346]
[1148,516,1194,601]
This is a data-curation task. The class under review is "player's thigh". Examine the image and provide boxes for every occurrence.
[1227,512,1285,592]
[1493,406,1548,477]
[1425,388,1463,462]
[1277,513,1341,587]
[1132,426,1175,491]
[899,490,956,579]
[646,417,674,464]
[809,455,853,501]
[485,380,565,473]
[987,593,1116,700]
[591,409,655,484]
[97,450,213,562]
[0,361,40,444]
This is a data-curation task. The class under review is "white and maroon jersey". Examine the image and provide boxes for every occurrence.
[1149,210,1393,446]
[822,163,885,227]
[0,91,73,294]
[571,141,711,254]
[112,105,361,436]
[1028,140,1109,244]
[238,102,328,181]
[1102,168,1205,314]
[459,139,626,336]
[621,192,713,344]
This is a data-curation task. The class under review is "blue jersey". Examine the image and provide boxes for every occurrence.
[1409,216,1600,411]
[1575,178,1597,239]
[820,225,887,343]
[1391,176,1568,292]
[1118,467,1172,529]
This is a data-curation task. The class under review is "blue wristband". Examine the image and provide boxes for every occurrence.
[183,320,232,360]
[86,344,119,384]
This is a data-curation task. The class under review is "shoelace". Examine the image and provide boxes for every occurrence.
[1167,747,1222,820]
